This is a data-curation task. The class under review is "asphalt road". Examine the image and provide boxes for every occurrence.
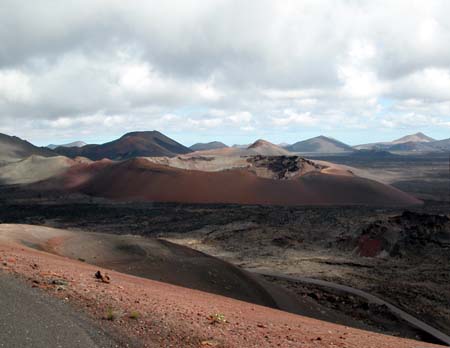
[249,268,450,347]
[0,273,118,348]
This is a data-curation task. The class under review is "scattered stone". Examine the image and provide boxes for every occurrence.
[95,270,111,283]
[201,340,220,347]
[51,278,68,286]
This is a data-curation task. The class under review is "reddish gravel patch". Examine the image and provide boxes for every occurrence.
[357,235,383,257]
[0,241,443,348]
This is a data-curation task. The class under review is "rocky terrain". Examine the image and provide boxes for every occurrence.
[246,155,325,179]
[353,211,450,257]
[0,186,448,345]
[3,230,443,348]
[0,130,448,346]
[163,209,450,343]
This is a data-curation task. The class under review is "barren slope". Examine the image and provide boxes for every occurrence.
[0,133,56,164]
[0,155,76,185]
[187,139,292,157]
[0,224,444,348]
[45,158,421,206]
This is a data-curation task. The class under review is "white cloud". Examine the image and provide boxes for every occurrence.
[271,110,317,127]
[117,63,153,93]
[379,112,450,129]
[337,40,387,99]
[45,113,127,129]
[228,111,252,124]
[187,118,223,129]
[338,66,385,99]
[1,0,450,144]
[193,80,223,102]
[391,68,450,101]
[295,98,318,107]
[418,18,440,45]
[263,89,323,100]
[0,70,33,103]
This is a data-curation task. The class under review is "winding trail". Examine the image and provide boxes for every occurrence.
[248,268,450,347]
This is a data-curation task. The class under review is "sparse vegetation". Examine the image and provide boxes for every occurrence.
[104,307,117,321]
[208,313,227,325]
[129,311,140,319]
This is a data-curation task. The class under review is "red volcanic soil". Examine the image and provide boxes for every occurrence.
[52,158,421,206]
[358,235,384,257]
[37,158,113,190]
[0,231,443,348]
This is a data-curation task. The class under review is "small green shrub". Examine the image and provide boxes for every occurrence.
[129,311,140,320]
[104,307,116,321]
[208,313,227,325]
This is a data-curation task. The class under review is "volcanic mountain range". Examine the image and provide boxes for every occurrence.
[286,135,354,154]
[54,131,191,160]
[0,131,421,206]
[2,130,447,164]
[47,140,87,150]
[0,133,55,164]
[189,141,228,151]
[39,131,450,159]
[284,132,447,154]
[353,132,442,152]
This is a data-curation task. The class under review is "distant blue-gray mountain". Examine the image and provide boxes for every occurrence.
[354,132,444,153]
[287,136,354,153]
[47,141,87,150]
[189,141,228,151]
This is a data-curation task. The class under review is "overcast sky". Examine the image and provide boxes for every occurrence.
[1,0,450,146]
